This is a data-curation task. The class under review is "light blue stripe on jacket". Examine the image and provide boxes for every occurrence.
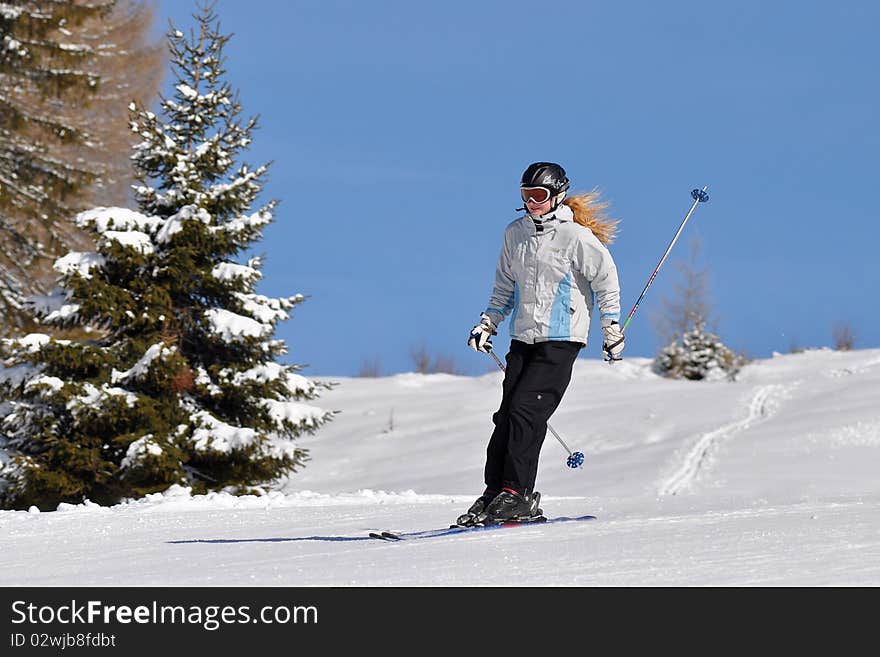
[549,271,572,339]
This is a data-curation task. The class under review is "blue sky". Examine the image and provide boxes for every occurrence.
[155,1,879,377]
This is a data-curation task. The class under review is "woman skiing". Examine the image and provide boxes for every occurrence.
[461,162,624,526]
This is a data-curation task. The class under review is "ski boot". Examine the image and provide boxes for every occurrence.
[474,489,544,526]
[454,491,496,527]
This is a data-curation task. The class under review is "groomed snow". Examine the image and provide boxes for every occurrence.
[2,348,879,586]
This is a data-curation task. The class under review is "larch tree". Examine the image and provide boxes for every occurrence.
[0,3,333,510]
[651,237,715,348]
[72,0,165,207]
[0,0,164,332]
[651,239,746,380]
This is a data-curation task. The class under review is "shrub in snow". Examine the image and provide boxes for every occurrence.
[653,320,746,381]
[0,6,333,510]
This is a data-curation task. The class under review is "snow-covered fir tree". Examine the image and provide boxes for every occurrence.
[653,318,746,381]
[0,4,334,510]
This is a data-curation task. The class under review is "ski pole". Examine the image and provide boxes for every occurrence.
[606,186,710,363]
[488,349,585,469]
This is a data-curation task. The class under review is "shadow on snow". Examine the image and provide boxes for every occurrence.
[168,535,373,544]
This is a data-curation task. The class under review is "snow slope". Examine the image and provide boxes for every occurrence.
[2,349,879,586]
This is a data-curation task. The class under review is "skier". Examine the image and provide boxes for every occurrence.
[460,162,624,526]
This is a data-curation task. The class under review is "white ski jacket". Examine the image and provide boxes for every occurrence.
[484,203,621,345]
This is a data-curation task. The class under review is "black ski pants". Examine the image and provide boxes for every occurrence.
[484,339,582,495]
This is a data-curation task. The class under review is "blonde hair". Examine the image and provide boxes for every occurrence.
[562,190,619,246]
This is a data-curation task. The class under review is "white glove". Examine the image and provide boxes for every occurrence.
[602,321,625,360]
[467,313,497,353]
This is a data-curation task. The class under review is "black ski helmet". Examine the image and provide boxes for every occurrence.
[521,162,570,196]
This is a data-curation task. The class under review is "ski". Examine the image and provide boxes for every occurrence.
[368,514,596,542]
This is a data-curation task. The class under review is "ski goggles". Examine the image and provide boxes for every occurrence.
[520,186,552,204]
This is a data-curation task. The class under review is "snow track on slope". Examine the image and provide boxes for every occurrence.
[659,385,786,496]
